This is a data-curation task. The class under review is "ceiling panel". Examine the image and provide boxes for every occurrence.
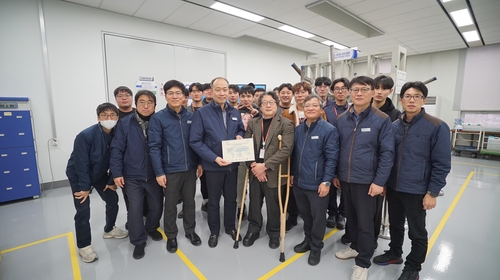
[99,0,145,15]
[64,0,102,7]
[231,25,275,38]
[210,20,256,37]
[162,3,212,28]
[134,0,184,22]
[187,11,236,32]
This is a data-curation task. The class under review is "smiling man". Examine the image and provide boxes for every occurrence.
[190,77,245,248]
[334,76,394,280]
[373,81,451,280]
[277,83,293,114]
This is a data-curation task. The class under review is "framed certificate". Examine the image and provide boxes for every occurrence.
[221,138,255,162]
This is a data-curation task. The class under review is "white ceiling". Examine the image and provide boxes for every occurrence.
[64,0,500,56]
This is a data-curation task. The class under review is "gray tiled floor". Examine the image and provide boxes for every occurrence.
[1,156,499,280]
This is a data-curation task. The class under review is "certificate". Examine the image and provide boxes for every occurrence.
[222,138,255,162]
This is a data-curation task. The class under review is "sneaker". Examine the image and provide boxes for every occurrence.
[373,250,403,266]
[336,214,346,230]
[326,215,336,228]
[103,226,128,239]
[398,267,420,280]
[335,246,359,260]
[351,265,368,280]
[201,203,208,212]
[78,245,98,263]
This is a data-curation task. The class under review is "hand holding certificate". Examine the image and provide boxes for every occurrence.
[222,138,255,162]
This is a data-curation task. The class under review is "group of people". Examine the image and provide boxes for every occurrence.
[66,74,451,280]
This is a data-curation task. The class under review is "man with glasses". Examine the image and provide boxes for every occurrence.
[334,76,394,280]
[66,103,128,263]
[242,91,294,249]
[149,80,203,253]
[314,77,334,107]
[373,82,450,280]
[190,77,245,248]
[291,94,339,266]
[114,86,135,118]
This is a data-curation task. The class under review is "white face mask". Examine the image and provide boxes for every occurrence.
[100,120,117,130]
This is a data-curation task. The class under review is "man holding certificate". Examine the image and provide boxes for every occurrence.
[242,91,294,249]
[190,77,245,248]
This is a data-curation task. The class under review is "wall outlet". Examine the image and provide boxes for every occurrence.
[52,138,58,146]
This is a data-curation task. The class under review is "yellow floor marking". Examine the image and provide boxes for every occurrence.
[258,228,339,280]
[0,232,82,280]
[427,171,474,257]
[157,228,207,280]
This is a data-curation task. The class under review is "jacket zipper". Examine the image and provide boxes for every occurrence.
[395,123,409,191]
[178,114,188,171]
[298,125,311,187]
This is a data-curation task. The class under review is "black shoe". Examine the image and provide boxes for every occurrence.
[166,238,178,253]
[308,250,321,266]
[185,232,202,246]
[285,218,298,232]
[133,242,146,260]
[225,229,242,241]
[326,215,336,228]
[242,232,259,247]
[398,267,420,280]
[340,233,351,245]
[373,250,403,266]
[336,214,346,230]
[237,205,247,220]
[201,203,208,212]
[269,237,280,249]
[293,241,311,253]
[178,210,184,219]
[208,234,218,248]
[147,230,163,241]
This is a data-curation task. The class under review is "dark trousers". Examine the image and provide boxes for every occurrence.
[200,173,208,200]
[70,175,119,248]
[164,170,197,239]
[122,187,149,217]
[373,195,384,241]
[123,179,163,245]
[247,179,280,238]
[386,187,428,271]
[341,181,378,268]
[293,186,329,251]
[205,170,238,235]
[282,184,299,220]
[327,187,345,216]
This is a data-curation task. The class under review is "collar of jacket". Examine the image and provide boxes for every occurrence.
[209,99,233,112]
[303,117,321,132]
[402,107,426,125]
[348,101,373,120]
[166,104,187,117]
[334,101,349,110]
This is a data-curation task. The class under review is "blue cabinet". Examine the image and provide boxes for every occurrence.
[0,107,40,203]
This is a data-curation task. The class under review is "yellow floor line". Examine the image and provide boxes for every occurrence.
[258,228,339,280]
[427,171,474,257]
[66,232,82,280]
[157,228,207,280]
[0,232,69,254]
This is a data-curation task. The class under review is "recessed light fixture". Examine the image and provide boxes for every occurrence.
[442,0,453,2]
[211,2,264,22]
[450,9,473,27]
[462,30,480,42]
[321,40,348,49]
[279,25,314,38]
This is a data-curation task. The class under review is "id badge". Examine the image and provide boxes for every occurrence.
[259,148,265,159]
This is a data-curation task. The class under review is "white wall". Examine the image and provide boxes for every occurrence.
[0,0,308,183]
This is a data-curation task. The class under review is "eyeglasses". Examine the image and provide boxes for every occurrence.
[402,95,425,100]
[295,90,308,95]
[137,101,154,106]
[304,104,321,108]
[261,101,276,106]
[333,87,349,92]
[116,94,131,99]
[166,91,183,96]
[350,87,371,94]
[99,114,118,119]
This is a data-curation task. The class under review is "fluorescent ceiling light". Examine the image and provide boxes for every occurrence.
[442,0,452,2]
[279,25,314,38]
[321,40,347,49]
[463,30,480,42]
[450,9,473,27]
[211,2,263,22]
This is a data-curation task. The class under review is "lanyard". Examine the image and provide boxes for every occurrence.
[261,117,273,149]
[334,103,350,117]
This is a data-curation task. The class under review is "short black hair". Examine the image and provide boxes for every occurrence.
[349,76,375,90]
[183,86,189,97]
[240,86,255,96]
[374,75,394,90]
[203,83,211,91]
[247,82,255,89]
[315,77,332,87]
[189,82,202,92]
[400,81,428,98]
[113,86,132,98]
[229,84,240,95]
[163,79,185,93]
[258,91,279,107]
[303,94,324,109]
[255,88,265,94]
[273,87,279,92]
[135,90,156,105]
[278,83,293,92]
[96,102,119,116]
[331,78,350,90]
